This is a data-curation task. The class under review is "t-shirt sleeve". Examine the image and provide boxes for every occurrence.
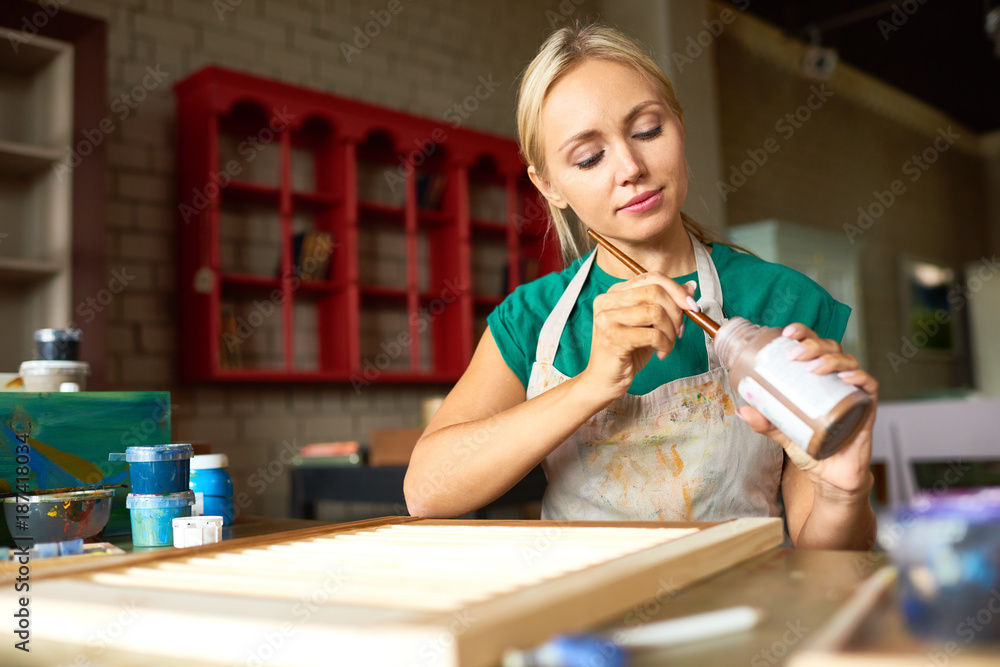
[486,299,531,389]
[758,269,852,344]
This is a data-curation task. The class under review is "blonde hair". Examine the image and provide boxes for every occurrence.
[516,22,719,263]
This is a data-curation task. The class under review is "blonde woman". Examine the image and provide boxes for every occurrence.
[404,24,877,550]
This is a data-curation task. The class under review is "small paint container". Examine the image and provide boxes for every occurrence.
[34,328,82,361]
[189,454,234,525]
[19,360,90,392]
[887,487,1000,643]
[110,444,193,495]
[126,491,195,547]
[172,515,223,548]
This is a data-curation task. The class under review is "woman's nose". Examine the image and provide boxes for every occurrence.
[614,144,645,186]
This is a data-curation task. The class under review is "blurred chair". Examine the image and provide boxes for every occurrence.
[872,397,1000,510]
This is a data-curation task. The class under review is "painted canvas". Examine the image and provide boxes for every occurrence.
[0,392,170,544]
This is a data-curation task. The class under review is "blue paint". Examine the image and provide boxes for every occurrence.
[126,491,195,547]
[190,455,234,526]
[506,635,626,667]
[889,488,1000,643]
[110,444,192,495]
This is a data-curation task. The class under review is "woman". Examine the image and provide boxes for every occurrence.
[404,23,877,550]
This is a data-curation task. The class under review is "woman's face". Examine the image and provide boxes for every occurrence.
[530,59,687,245]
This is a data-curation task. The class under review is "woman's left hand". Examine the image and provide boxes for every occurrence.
[735,322,878,499]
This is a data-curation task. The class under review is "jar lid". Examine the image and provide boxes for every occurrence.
[110,444,193,463]
[191,453,228,470]
[127,490,195,509]
[34,328,82,342]
[19,360,91,374]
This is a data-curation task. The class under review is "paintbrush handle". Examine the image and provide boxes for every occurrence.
[586,229,722,338]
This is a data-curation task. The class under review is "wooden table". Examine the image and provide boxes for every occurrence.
[616,549,1000,666]
[6,520,999,666]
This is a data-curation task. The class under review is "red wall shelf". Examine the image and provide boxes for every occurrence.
[175,66,560,383]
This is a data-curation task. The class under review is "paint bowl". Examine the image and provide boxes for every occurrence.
[886,487,1000,643]
[126,491,195,547]
[1,489,114,543]
[19,360,90,392]
[109,444,193,495]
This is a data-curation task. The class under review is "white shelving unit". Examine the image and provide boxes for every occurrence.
[0,27,73,370]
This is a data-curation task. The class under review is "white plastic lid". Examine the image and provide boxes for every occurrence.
[19,360,91,375]
[190,453,228,469]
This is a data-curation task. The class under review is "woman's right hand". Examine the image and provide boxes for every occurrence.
[580,274,699,405]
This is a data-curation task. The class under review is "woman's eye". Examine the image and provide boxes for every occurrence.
[575,150,604,170]
[635,126,663,140]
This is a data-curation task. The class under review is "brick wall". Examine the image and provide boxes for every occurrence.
[65,0,578,518]
[714,23,991,401]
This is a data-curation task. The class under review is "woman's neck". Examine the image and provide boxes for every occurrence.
[593,219,697,279]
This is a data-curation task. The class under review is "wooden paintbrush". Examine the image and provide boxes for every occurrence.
[586,228,721,338]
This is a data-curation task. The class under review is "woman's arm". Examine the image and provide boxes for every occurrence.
[738,322,878,550]
[404,273,698,518]
[404,327,611,518]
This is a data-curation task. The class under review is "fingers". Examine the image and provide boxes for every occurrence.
[783,323,863,377]
[593,304,678,360]
[607,273,700,315]
[836,369,880,409]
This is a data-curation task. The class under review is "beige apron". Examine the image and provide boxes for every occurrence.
[526,233,784,521]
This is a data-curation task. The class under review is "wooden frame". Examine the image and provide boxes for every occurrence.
[5,517,782,667]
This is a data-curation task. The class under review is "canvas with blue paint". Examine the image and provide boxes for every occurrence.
[1,392,170,544]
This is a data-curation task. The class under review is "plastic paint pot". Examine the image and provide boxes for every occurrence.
[189,454,234,525]
[110,444,193,495]
[34,328,82,361]
[126,491,195,547]
[19,360,90,392]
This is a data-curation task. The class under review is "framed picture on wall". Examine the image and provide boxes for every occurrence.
[899,256,959,356]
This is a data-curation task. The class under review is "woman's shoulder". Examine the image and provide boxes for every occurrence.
[713,242,819,288]
[711,242,850,338]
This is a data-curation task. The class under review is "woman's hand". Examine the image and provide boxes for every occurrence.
[579,273,699,406]
[736,322,878,499]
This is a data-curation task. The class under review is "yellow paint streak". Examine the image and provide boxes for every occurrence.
[669,444,684,476]
[27,436,104,482]
[682,484,693,520]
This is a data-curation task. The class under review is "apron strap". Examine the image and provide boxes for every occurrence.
[688,231,726,370]
[534,250,597,365]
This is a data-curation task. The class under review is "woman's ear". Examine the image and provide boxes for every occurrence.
[527,165,569,210]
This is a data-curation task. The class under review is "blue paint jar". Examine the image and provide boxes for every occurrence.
[126,491,195,547]
[110,444,193,495]
[888,487,1000,643]
[189,454,234,526]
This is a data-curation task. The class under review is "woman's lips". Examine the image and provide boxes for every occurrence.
[618,189,663,214]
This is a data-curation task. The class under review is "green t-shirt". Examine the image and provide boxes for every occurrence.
[487,243,851,395]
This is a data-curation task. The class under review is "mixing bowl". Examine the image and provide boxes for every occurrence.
[2,489,114,543]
